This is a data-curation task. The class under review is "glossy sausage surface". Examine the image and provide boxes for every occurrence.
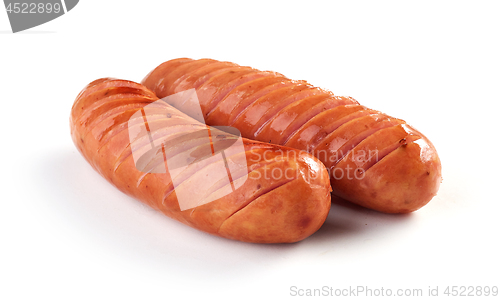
[70,78,331,243]
[143,58,442,213]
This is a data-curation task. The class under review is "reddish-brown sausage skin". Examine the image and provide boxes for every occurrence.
[143,58,442,213]
[70,78,331,243]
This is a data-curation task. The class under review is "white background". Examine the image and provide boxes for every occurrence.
[1,1,499,299]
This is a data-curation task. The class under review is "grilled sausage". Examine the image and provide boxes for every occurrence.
[142,58,442,213]
[70,78,331,243]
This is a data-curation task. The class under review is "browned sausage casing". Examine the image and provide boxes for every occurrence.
[70,78,331,243]
[142,58,442,213]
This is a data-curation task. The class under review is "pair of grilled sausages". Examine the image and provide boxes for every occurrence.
[70,58,442,243]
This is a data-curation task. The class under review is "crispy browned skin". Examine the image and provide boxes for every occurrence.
[142,58,442,213]
[70,78,331,243]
